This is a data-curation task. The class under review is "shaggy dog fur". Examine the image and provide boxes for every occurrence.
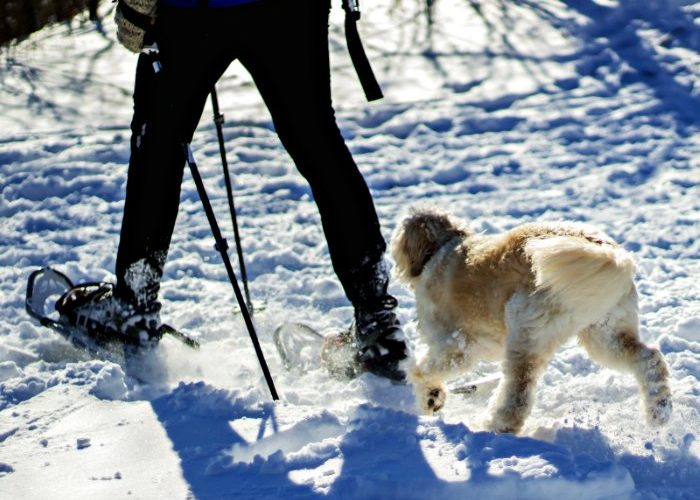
[391,208,672,434]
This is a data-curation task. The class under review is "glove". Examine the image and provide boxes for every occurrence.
[114,0,158,53]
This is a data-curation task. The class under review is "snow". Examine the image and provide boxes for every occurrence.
[1,0,700,498]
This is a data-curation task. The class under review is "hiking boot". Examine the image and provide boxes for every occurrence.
[55,282,162,347]
[352,295,408,382]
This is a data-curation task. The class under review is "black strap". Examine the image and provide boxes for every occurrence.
[342,0,383,102]
[117,0,156,31]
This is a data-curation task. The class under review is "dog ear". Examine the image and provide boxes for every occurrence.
[390,217,426,282]
[391,208,467,282]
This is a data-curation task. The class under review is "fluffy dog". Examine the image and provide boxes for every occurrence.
[391,208,672,434]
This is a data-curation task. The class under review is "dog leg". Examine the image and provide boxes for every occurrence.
[578,290,672,426]
[410,347,474,415]
[488,350,548,434]
[488,292,565,434]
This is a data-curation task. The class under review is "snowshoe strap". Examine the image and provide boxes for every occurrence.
[342,0,383,102]
[55,282,162,347]
[55,282,114,318]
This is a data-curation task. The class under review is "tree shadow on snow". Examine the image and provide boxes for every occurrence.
[384,0,700,134]
[562,0,700,128]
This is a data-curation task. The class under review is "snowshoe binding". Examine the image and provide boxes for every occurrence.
[55,280,163,349]
[273,296,408,383]
[273,322,362,379]
[26,268,199,361]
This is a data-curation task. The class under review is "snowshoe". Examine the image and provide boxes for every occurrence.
[54,280,162,349]
[273,319,408,381]
[273,322,362,379]
[26,268,199,362]
[273,295,409,382]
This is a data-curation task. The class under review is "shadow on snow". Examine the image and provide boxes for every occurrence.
[149,382,700,499]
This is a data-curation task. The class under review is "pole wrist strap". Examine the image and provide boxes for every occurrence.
[342,0,383,102]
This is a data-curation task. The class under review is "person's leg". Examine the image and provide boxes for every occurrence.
[115,9,235,310]
[237,0,407,378]
[237,0,387,305]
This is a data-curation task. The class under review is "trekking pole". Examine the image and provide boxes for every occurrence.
[183,143,279,401]
[210,86,254,314]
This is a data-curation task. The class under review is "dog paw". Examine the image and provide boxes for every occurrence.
[486,409,524,435]
[419,385,447,414]
[487,421,517,434]
[648,397,672,426]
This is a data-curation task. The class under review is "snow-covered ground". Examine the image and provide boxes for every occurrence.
[1,0,699,498]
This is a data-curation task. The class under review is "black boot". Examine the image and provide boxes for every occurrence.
[352,294,408,381]
[344,259,408,381]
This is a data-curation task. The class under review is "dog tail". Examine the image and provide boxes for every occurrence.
[526,236,636,320]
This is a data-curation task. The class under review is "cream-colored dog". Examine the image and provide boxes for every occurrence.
[391,208,672,434]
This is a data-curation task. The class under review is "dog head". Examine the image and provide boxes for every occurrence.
[391,207,468,286]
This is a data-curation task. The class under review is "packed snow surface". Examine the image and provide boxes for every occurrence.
[1,0,699,498]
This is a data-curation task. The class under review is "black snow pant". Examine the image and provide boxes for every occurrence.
[115,0,387,309]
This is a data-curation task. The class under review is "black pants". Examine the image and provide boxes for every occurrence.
[115,0,386,308]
